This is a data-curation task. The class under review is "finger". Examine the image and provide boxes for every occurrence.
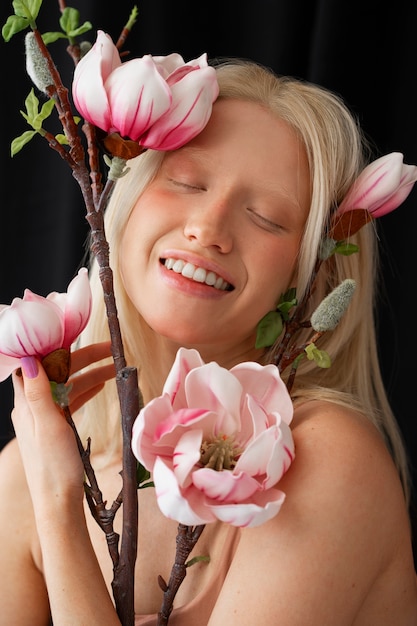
[68,363,116,413]
[14,357,62,424]
[70,341,112,374]
[11,357,68,458]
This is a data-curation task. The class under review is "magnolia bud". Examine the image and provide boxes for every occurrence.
[310,279,356,332]
[25,32,54,94]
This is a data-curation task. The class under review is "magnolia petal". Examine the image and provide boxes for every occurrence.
[173,429,203,487]
[370,175,417,217]
[163,347,205,406]
[153,52,187,78]
[231,361,294,424]
[236,421,295,489]
[0,354,21,382]
[48,268,92,349]
[192,467,260,502]
[106,56,172,140]
[131,393,177,469]
[72,30,119,131]
[238,395,280,447]
[235,426,277,476]
[210,488,286,528]
[153,457,214,525]
[184,363,243,433]
[140,65,219,150]
[0,298,64,358]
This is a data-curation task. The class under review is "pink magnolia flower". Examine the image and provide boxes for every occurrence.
[337,152,417,218]
[72,31,219,150]
[0,268,92,382]
[132,348,295,528]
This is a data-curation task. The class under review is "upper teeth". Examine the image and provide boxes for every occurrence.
[164,258,231,290]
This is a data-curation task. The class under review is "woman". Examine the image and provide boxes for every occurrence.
[0,59,416,625]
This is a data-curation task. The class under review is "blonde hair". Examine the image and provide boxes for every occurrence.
[78,58,410,499]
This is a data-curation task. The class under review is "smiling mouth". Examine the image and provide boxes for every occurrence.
[161,257,234,291]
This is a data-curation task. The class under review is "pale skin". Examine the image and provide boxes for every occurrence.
[0,99,416,625]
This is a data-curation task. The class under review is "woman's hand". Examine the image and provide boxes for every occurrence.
[10,341,114,509]
[67,341,115,413]
[9,346,122,626]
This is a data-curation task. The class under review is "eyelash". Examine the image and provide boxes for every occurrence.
[247,208,283,233]
[169,178,202,191]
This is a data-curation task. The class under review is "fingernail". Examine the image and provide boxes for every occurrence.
[20,356,39,379]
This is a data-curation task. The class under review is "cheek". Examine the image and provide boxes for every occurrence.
[251,238,301,305]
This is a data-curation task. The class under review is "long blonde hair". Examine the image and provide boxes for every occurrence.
[78,58,410,499]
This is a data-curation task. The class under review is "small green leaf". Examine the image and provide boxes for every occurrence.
[11,130,37,156]
[59,7,80,34]
[42,31,68,44]
[305,343,331,368]
[255,310,283,348]
[186,555,210,568]
[334,241,359,256]
[136,462,153,488]
[12,0,42,21]
[20,90,55,130]
[55,133,69,145]
[2,14,29,40]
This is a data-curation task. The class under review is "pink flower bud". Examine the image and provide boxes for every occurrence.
[337,152,417,218]
[0,268,92,381]
[72,32,219,150]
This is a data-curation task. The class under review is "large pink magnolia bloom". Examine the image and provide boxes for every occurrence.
[337,152,417,218]
[0,268,92,381]
[132,348,295,528]
[72,31,219,150]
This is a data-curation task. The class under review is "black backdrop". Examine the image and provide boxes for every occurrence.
[1,0,417,551]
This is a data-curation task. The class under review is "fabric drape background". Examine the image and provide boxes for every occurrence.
[1,0,416,556]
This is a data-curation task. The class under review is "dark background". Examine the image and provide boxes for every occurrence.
[1,0,417,553]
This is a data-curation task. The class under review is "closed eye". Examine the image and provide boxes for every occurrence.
[169,179,205,192]
[247,208,284,233]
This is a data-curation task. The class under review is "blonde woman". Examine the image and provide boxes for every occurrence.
[1,59,416,625]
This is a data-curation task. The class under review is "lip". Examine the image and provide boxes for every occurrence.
[159,249,236,289]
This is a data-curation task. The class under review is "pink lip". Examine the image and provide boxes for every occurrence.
[159,249,235,287]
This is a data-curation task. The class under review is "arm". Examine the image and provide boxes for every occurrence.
[208,401,416,625]
[7,351,121,626]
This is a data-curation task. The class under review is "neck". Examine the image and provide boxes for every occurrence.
[139,332,265,404]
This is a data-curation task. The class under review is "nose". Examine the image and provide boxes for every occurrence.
[183,196,234,253]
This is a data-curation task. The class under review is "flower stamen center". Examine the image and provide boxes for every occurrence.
[200,433,242,471]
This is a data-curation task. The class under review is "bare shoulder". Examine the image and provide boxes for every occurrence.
[209,400,417,625]
[0,438,51,624]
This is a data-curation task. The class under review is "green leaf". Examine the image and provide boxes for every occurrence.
[68,22,93,38]
[333,241,359,256]
[186,555,210,568]
[20,90,55,130]
[255,310,283,348]
[136,462,153,488]
[55,133,69,145]
[42,31,68,44]
[11,130,37,156]
[12,0,42,21]
[2,14,29,40]
[59,6,80,34]
[305,343,331,368]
